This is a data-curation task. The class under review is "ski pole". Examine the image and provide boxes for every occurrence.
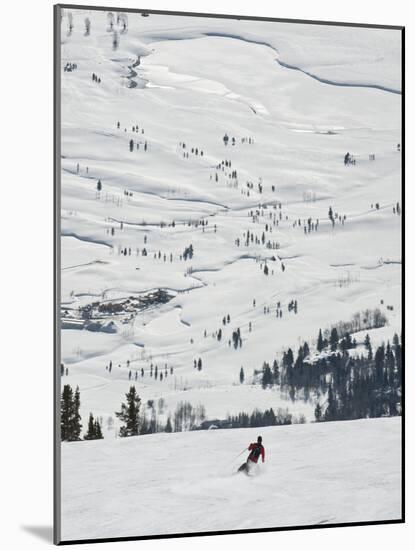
[235,447,247,459]
[228,448,247,465]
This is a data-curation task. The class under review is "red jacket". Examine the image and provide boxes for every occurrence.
[248,443,265,463]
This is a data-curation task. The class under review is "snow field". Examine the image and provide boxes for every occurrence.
[61,417,402,540]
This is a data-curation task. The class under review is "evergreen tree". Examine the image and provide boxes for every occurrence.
[368,345,373,361]
[365,334,373,360]
[374,344,385,383]
[84,413,103,440]
[330,328,339,351]
[314,403,323,422]
[283,348,294,368]
[165,415,173,433]
[385,341,395,371]
[324,385,337,421]
[239,367,245,384]
[61,384,74,441]
[97,179,102,192]
[94,419,103,439]
[272,360,280,385]
[61,384,82,442]
[71,386,82,441]
[317,328,324,352]
[115,386,141,437]
[84,413,96,440]
[262,363,273,388]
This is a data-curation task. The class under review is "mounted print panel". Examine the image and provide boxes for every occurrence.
[54,4,403,544]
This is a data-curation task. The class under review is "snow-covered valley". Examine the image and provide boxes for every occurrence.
[58,7,402,541]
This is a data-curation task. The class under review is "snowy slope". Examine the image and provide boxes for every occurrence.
[61,417,402,540]
[60,8,401,427]
[60,10,401,91]
[58,9,402,540]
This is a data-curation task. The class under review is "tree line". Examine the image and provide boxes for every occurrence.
[61,384,103,441]
[254,327,402,423]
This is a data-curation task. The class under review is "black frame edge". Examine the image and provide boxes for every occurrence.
[58,519,405,546]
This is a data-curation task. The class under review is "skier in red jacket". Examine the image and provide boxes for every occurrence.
[238,436,265,474]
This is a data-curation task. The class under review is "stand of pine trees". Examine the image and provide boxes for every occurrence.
[260,359,280,388]
[316,337,402,422]
[61,385,104,441]
[227,407,293,428]
[256,330,402,423]
[84,413,104,440]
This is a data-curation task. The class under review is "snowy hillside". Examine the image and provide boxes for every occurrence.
[59,8,402,427]
[58,7,402,541]
[61,417,402,540]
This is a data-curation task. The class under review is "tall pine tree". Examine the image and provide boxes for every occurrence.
[84,413,95,440]
[165,415,173,433]
[317,329,324,352]
[61,384,82,441]
[330,328,339,351]
[61,385,74,441]
[116,386,141,437]
[94,419,103,439]
[71,386,82,441]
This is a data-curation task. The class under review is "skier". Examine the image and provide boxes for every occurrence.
[238,436,265,474]
[344,152,350,166]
